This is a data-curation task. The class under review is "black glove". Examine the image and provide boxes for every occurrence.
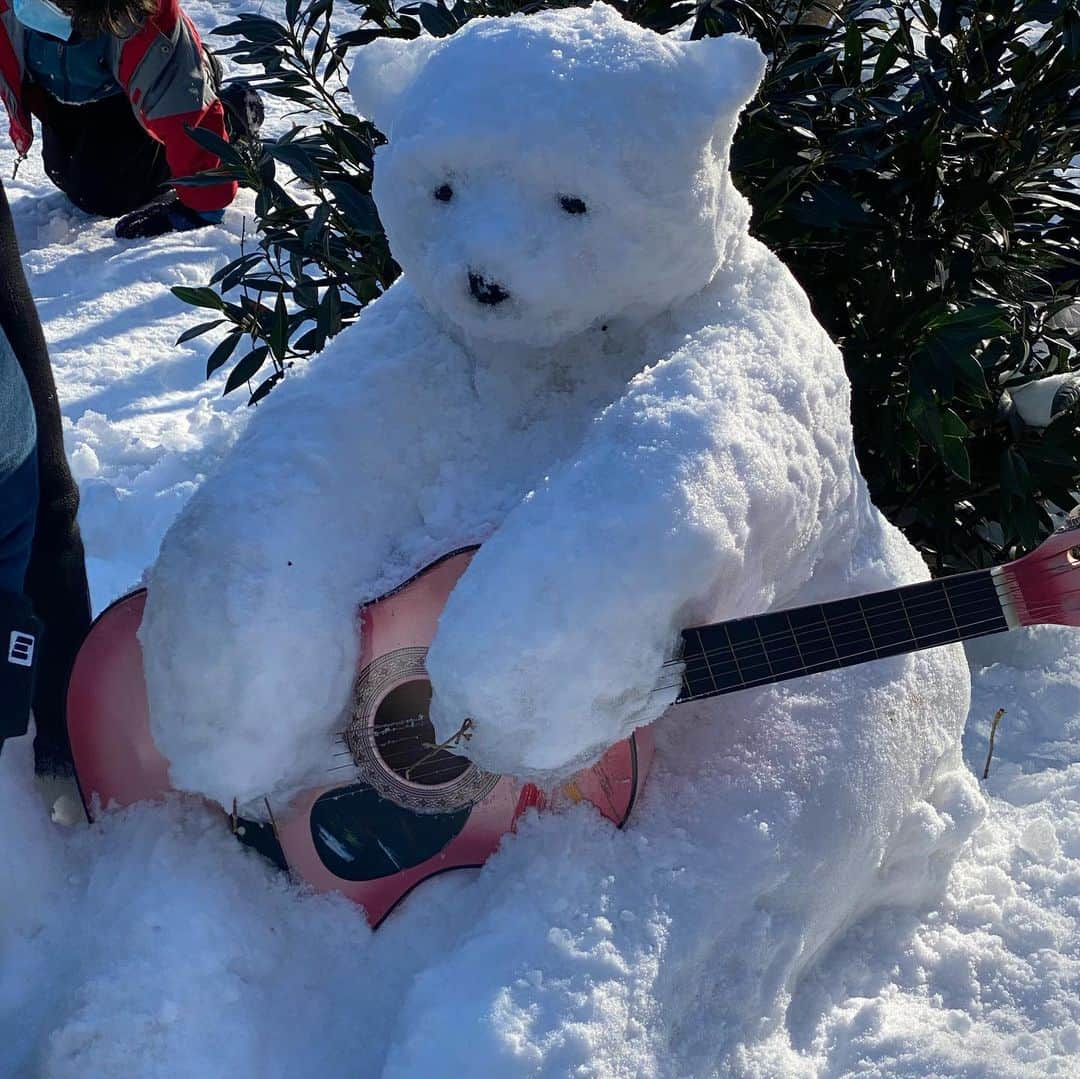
[0,589,43,755]
[115,192,224,240]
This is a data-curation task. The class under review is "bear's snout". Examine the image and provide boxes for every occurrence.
[469,271,511,307]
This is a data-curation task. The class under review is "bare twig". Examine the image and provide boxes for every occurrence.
[982,708,1006,780]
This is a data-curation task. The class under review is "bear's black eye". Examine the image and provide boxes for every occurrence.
[434,184,454,203]
[560,195,587,215]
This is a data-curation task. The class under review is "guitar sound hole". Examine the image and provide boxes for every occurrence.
[373,680,470,787]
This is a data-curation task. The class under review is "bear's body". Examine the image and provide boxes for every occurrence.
[139,6,982,1065]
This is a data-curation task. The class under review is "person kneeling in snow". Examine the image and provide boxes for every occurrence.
[0,0,262,239]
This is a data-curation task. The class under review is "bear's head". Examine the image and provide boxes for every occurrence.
[349,4,764,347]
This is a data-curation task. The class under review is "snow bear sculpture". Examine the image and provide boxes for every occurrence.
[140,6,982,1064]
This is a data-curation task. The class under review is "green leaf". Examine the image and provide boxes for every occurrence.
[777,48,841,79]
[938,0,958,36]
[926,304,1011,335]
[219,254,264,294]
[923,337,991,399]
[211,253,262,289]
[172,286,225,311]
[324,43,349,83]
[205,332,242,379]
[872,33,901,81]
[249,370,285,406]
[239,277,288,293]
[321,283,342,337]
[183,124,244,169]
[224,346,270,395]
[326,181,381,233]
[176,319,226,345]
[417,2,458,38]
[940,408,971,481]
[294,282,319,308]
[1065,3,1080,61]
[787,183,878,228]
[866,96,903,117]
[270,291,290,362]
[268,142,321,184]
[999,449,1032,500]
[843,22,863,84]
[311,16,332,68]
[213,16,288,46]
[907,392,943,452]
[293,325,324,355]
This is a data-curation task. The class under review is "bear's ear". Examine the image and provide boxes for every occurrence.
[685,33,767,118]
[348,34,443,133]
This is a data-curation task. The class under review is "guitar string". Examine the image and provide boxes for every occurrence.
[328,569,1079,750]
[355,591,1041,752]
[350,620,1032,789]
[354,578,1018,749]
[320,556,1080,786]
[673,609,1071,691]
[675,564,1076,657]
[664,593,1077,692]
[680,586,1011,659]
[677,594,1079,680]
[339,596,1062,756]
[334,608,1030,773]
[332,590,1075,763]
[669,556,1079,662]
[356,560,1074,720]
[335,590,1074,754]
[671,580,1080,674]
[674,574,1021,662]
[660,619,1021,697]
[326,609,1071,788]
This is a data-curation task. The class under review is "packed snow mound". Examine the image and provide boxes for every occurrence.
[0,730,380,1079]
[138,5,983,1038]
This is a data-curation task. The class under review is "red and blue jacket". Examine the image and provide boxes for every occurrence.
[0,0,237,213]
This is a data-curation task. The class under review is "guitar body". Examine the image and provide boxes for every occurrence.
[67,548,654,927]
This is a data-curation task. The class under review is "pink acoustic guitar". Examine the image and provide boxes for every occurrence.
[67,520,1080,927]
[68,548,654,927]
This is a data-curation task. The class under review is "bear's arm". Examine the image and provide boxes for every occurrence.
[138,284,477,806]
[426,270,857,780]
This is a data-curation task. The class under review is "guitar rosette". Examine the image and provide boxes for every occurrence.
[344,646,501,814]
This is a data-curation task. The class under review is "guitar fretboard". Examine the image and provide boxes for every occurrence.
[678,569,1008,702]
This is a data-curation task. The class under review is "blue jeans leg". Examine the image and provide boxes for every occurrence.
[0,449,38,596]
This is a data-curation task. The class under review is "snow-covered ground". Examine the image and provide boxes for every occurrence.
[1,4,1078,1076]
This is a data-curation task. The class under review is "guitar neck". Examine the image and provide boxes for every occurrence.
[677,568,1013,703]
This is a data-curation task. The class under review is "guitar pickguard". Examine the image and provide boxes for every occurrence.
[309,782,471,881]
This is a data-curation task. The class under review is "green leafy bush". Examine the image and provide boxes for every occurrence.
[178,0,1080,571]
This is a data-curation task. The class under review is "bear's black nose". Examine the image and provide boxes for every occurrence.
[469,271,510,306]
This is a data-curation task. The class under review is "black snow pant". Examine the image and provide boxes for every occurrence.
[40,91,172,217]
[0,178,91,774]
